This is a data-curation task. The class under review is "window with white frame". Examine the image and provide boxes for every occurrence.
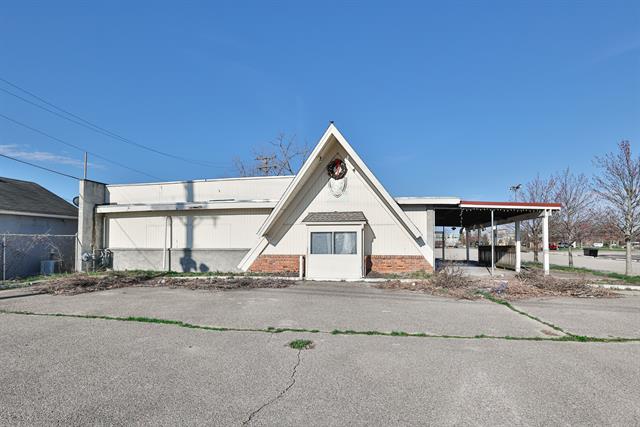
[310,231,357,255]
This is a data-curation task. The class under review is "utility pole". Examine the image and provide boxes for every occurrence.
[255,155,276,175]
[83,152,88,180]
[509,183,522,201]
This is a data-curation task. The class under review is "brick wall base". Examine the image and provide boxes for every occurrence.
[366,255,433,274]
[249,254,432,276]
[249,255,301,275]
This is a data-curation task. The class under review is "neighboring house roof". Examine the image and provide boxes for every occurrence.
[302,211,367,223]
[0,177,77,218]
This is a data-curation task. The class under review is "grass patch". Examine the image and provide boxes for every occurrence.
[367,269,432,280]
[289,339,313,350]
[523,262,640,285]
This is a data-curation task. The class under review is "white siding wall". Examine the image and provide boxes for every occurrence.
[102,157,436,261]
[106,176,293,205]
[263,146,422,256]
[401,205,435,266]
[107,209,270,249]
[108,215,166,249]
[402,206,428,237]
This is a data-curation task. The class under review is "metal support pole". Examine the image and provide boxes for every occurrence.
[515,220,521,273]
[490,210,495,276]
[465,228,470,263]
[543,209,550,275]
[477,227,481,262]
[441,226,446,262]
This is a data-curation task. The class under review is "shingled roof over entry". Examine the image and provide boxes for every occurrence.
[302,211,367,223]
[0,177,77,217]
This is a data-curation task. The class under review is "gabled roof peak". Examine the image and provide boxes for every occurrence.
[237,123,432,271]
[254,122,421,238]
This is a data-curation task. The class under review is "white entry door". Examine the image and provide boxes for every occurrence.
[306,225,363,280]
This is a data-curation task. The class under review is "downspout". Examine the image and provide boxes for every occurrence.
[163,216,173,271]
[102,215,107,251]
[168,216,173,271]
[163,216,168,271]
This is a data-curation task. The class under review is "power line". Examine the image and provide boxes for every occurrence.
[0,113,161,180]
[0,152,79,180]
[0,77,230,168]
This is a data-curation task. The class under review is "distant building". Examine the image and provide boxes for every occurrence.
[496,228,513,246]
[0,177,77,279]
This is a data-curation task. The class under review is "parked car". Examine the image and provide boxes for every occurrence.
[549,243,558,250]
[593,242,604,248]
[558,242,571,249]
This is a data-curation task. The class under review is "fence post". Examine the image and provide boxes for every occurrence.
[74,233,79,273]
[2,234,6,283]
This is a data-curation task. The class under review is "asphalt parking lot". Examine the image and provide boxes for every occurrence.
[1,281,639,425]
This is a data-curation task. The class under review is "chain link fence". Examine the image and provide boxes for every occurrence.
[1,233,77,281]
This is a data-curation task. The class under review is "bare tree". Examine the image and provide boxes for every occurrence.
[519,175,557,262]
[593,140,640,275]
[552,168,594,267]
[235,133,310,177]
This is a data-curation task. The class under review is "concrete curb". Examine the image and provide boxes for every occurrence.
[162,275,424,283]
[589,283,640,291]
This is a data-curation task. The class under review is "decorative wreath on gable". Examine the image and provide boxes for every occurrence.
[327,158,347,180]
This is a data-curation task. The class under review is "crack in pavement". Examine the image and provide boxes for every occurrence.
[1,310,637,342]
[478,292,571,335]
[243,349,303,425]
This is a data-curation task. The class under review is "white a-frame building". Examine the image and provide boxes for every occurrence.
[77,124,560,279]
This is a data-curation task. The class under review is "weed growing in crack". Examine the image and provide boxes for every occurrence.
[477,291,568,334]
[289,339,314,350]
[267,326,320,334]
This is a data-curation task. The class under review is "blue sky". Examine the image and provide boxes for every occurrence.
[1,1,639,202]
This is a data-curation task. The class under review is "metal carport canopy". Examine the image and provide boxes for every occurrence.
[434,201,562,228]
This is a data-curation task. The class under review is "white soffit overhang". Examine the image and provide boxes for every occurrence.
[395,197,461,205]
[459,201,562,210]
